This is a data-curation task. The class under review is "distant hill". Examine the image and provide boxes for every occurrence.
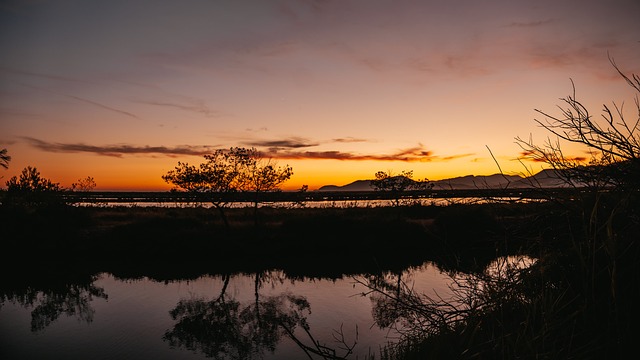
[316,169,573,191]
[318,180,375,192]
[510,168,572,188]
[432,174,523,190]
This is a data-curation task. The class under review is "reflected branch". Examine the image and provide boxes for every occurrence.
[164,272,359,359]
[355,256,537,355]
[0,276,107,332]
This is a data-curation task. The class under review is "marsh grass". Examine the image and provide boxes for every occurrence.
[1,200,530,278]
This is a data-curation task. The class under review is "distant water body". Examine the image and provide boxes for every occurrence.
[72,197,540,209]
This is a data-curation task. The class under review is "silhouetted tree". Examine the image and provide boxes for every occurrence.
[289,184,309,208]
[371,170,433,206]
[70,176,96,192]
[162,147,293,227]
[234,147,293,224]
[5,166,63,207]
[516,56,640,191]
[6,166,60,192]
[515,56,640,357]
[163,148,246,227]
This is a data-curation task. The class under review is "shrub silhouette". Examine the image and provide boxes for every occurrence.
[4,166,65,208]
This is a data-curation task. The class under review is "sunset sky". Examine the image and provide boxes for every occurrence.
[1,0,639,191]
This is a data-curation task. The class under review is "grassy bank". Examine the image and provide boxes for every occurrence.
[1,201,536,279]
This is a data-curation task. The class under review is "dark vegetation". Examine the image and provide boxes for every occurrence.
[364,57,640,359]
[0,198,531,280]
[2,188,637,359]
[1,58,639,359]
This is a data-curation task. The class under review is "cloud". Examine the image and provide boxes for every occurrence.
[263,149,429,161]
[22,137,217,158]
[243,137,320,149]
[240,135,373,149]
[265,144,472,162]
[245,127,269,132]
[65,95,139,119]
[0,66,91,84]
[518,150,587,163]
[21,137,470,163]
[331,137,370,143]
[11,81,141,119]
[441,153,477,161]
[134,99,225,118]
[505,19,553,28]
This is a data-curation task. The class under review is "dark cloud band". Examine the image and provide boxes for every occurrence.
[21,137,216,158]
[22,137,472,162]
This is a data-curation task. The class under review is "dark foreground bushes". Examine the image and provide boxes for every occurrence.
[368,193,640,360]
[0,202,524,279]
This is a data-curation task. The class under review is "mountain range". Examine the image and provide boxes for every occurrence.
[317,169,571,191]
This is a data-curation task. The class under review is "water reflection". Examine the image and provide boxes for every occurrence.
[355,255,537,355]
[1,269,407,359]
[0,258,532,359]
[0,273,107,332]
[163,271,356,359]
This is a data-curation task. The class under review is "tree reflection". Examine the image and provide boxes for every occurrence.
[0,275,108,332]
[357,256,537,357]
[164,271,356,359]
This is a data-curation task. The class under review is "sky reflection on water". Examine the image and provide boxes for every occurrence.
[0,263,455,360]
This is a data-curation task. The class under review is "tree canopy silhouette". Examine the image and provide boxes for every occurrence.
[5,166,63,207]
[371,170,433,206]
[162,147,293,227]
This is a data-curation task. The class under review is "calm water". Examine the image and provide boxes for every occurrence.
[73,197,535,209]
[0,263,456,360]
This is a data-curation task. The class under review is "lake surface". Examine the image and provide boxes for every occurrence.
[72,196,537,209]
[0,263,456,360]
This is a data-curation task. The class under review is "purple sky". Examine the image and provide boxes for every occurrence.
[1,0,639,190]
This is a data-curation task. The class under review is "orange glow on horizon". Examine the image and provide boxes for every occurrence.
[0,139,590,192]
[0,140,584,192]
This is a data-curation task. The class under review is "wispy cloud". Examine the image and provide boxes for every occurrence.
[65,95,139,119]
[0,66,91,84]
[441,153,477,161]
[134,99,225,118]
[22,137,216,157]
[243,137,320,150]
[506,19,553,28]
[518,150,587,163]
[245,127,269,132]
[265,144,472,162]
[21,137,470,162]
[263,149,429,161]
[243,136,373,148]
[331,137,370,143]
[12,81,141,119]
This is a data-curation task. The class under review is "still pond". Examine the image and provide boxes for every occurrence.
[1,262,459,360]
